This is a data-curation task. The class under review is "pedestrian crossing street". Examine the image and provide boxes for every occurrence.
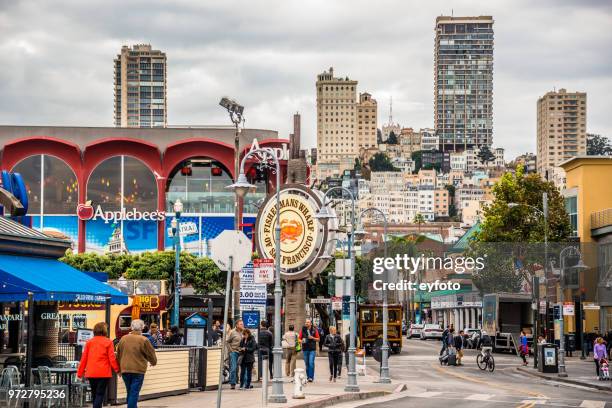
[409,391,611,407]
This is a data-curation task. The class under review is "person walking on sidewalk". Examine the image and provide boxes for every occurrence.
[594,337,607,378]
[519,331,529,366]
[453,329,464,366]
[299,319,320,382]
[258,321,274,379]
[226,319,244,389]
[77,322,120,408]
[239,329,257,390]
[324,326,344,382]
[282,324,298,377]
[116,319,158,408]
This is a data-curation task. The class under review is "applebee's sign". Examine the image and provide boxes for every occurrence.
[77,201,166,224]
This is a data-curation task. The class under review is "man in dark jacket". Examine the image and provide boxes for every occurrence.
[323,327,344,381]
[453,330,464,365]
[440,326,450,356]
[258,321,274,379]
[164,326,183,345]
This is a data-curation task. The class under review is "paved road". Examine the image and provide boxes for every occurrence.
[358,338,612,408]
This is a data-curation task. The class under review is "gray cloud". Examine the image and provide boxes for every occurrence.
[0,0,611,158]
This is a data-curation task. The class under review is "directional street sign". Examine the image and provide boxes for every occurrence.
[209,230,252,272]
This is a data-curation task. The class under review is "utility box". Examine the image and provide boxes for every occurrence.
[538,343,558,373]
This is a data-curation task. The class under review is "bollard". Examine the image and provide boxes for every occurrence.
[292,368,307,399]
[262,358,268,406]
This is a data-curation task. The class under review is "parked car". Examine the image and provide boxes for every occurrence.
[408,323,423,338]
[420,324,443,340]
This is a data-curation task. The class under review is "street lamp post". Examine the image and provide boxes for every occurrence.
[508,193,548,369]
[314,187,359,392]
[356,207,390,383]
[557,245,588,378]
[171,199,183,328]
[228,147,286,404]
[321,238,348,327]
[219,97,245,322]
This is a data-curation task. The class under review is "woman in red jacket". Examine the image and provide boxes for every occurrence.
[77,322,120,408]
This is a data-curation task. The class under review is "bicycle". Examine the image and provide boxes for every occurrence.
[476,348,495,372]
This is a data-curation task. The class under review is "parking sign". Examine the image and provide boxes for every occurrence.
[242,310,261,329]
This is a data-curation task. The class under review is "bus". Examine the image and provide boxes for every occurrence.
[58,279,169,340]
[358,304,403,354]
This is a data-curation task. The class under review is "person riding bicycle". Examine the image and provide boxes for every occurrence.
[478,330,493,360]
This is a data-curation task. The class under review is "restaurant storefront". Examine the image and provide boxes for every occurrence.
[0,125,288,255]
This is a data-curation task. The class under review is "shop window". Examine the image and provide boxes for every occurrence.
[166,157,266,214]
[12,155,78,215]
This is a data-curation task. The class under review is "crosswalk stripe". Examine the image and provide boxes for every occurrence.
[520,400,547,406]
[465,394,493,401]
[580,401,607,408]
[413,391,443,398]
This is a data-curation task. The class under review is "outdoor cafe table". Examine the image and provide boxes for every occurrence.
[32,366,77,401]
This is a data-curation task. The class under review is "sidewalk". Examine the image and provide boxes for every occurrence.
[117,355,401,407]
[517,356,612,392]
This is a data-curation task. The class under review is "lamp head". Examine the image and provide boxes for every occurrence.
[314,205,336,226]
[227,173,256,198]
[173,198,183,214]
[354,226,367,240]
[575,257,589,270]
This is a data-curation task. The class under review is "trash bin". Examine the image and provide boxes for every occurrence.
[537,343,558,373]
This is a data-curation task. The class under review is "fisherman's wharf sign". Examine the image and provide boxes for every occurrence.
[255,184,333,280]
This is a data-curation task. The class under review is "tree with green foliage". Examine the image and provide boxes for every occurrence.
[469,165,571,294]
[412,213,426,232]
[477,145,495,165]
[368,152,399,172]
[386,131,399,145]
[411,151,423,173]
[61,250,225,294]
[587,133,612,156]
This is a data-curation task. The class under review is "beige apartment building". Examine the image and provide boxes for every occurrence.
[357,93,378,150]
[316,67,358,179]
[536,88,587,185]
[114,44,167,128]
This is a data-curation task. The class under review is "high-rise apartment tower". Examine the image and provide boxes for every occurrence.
[537,89,587,181]
[434,16,494,152]
[114,44,167,128]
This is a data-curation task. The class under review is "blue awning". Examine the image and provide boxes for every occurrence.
[0,254,128,304]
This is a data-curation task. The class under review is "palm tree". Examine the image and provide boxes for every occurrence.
[412,213,426,233]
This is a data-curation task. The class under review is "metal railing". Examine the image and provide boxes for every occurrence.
[57,343,81,361]
[591,208,612,229]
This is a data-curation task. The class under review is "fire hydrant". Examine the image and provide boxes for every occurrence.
[292,368,307,399]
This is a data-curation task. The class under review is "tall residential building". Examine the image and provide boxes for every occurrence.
[114,44,167,128]
[434,16,494,152]
[316,67,358,179]
[357,93,378,150]
[537,89,587,183]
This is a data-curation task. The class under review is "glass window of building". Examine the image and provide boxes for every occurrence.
[565,196,578,237]
[87,156,156,212]
[12,155,78,215]
[166,158,267,214]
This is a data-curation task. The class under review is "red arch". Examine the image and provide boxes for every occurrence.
[162,138,236,180]
[1,136,82,177]
[82,138,162,180]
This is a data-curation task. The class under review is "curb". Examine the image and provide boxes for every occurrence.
[516,367,612,392]
[289,390,391,408]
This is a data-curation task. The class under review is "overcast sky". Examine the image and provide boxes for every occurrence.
[1,0,611,158]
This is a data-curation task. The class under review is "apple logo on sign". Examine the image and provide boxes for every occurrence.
[77,200,94,220]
